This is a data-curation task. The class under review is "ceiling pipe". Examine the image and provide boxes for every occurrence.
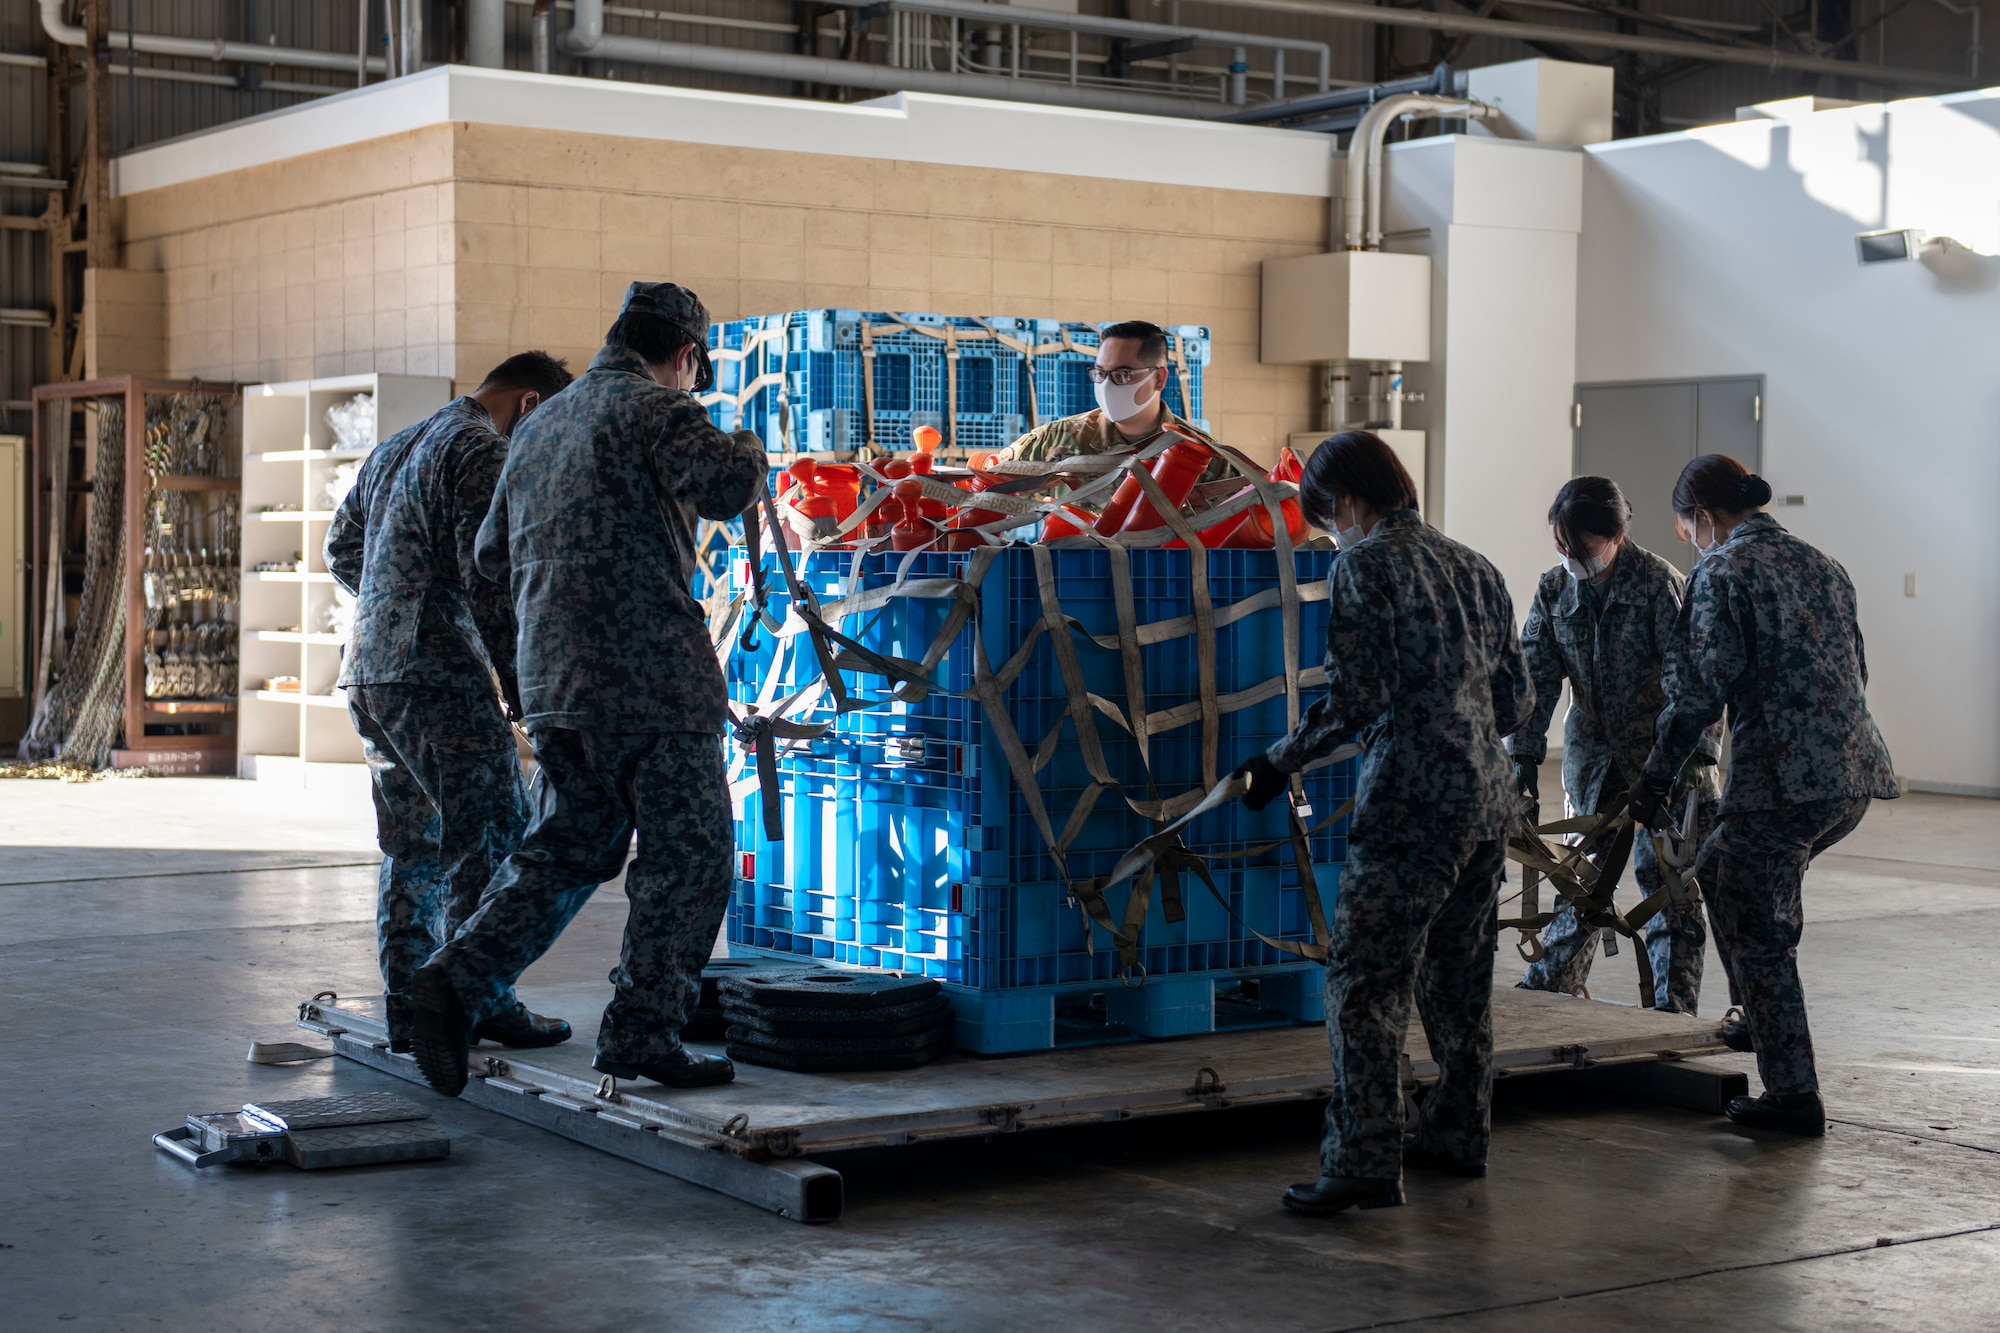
[1344,94,1497,249]
[39,0,391,76]
[822,0,1334,92]
[558,0,1241,118]
[1226,62,1452,124]
[1184,0,1965,92]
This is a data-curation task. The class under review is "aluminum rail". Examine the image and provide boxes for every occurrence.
[40,0,390,76]
[1189,0,1965,91]
[1345,94,1496,249]
[559,0,1242,117]
[822,0,1332,93]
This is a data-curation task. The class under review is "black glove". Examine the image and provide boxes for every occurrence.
[1625,774,1673,829]
[1233,754,1290,813]
[1512,758,1540,805]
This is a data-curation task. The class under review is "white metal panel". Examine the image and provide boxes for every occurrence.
[1466,58,1615,148]
[1260,250,1431,364]
[116,65,1339,200]
[1440,223,1580,620]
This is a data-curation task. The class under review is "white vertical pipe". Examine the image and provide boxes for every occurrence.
[468,0,505,69]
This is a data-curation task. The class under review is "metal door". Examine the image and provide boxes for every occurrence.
[1574,377,1763,572]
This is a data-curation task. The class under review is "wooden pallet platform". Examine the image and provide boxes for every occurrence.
[299,979,1726,1224]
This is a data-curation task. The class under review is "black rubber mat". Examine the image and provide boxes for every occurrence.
[720,994,952,1038]
[718,971,942,1011]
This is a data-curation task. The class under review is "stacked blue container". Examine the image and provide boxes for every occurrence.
[724,546,1350,1054]
[701,311,1210,456]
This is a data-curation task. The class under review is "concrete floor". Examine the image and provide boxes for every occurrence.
[3,771,1998,1331]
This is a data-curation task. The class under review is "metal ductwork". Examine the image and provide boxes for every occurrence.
[1189,0,1963,92]
[558,0,1239,120]
[39,0,390,77]
[1343,94,1497,250]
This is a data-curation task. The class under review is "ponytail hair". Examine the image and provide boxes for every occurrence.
[1672,453,1772,518]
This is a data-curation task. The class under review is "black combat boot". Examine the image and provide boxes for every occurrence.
[472,1001,573,1049]
[1281,1175,1406,1215]
[408,966,472,1097]
[1720,1006,1755,1053]
[593,1049,734,1089]
[384,991,414,1054]
[1726,1090,1825,1136]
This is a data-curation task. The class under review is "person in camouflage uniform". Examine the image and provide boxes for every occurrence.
[1234,432,1533,1215]
[407,282,768,1097]
[326,351,575,1053]
[1634,455,1898,1137]
[1001,318,1227,485]
[1507,477,1721,1013]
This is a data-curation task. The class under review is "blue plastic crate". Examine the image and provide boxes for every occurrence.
[723,545,1350,1049]
[701,311,1209,454]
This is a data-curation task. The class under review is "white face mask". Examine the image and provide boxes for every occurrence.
[1329,503,1369,550]
[1094,372,1159,426]
[1685,513,1720,556]
[1559,548,1613,581]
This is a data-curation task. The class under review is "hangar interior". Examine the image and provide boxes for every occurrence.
[2,2,1997,1329]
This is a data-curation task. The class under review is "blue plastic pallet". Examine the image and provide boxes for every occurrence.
[723,546,1350,1051]
[702,311,1208,455]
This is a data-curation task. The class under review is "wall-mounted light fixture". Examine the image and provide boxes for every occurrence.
[1855,228,1969,264]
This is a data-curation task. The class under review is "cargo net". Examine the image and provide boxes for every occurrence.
[712,435,1358,982]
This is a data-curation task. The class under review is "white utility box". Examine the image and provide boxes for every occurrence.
[1466,58,1614,147]
[1290,428,1427,514]
[1260,250,1432,365]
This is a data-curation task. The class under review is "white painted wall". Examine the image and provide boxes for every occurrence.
[1380,135,1584,625]
[1577,90,2000,794]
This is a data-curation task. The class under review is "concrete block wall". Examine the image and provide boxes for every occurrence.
[116,120,1325,460]
[121,127,457,386]
[81,269,167,379]
[446,125,1323,457]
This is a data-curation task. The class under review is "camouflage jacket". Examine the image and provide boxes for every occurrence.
[1003,405,1229,485]
[326,397,518,710]
[1643,513,1898,812]
[474,344,766,734]
[1267,509,1534,844]
[1508,543,1720,811]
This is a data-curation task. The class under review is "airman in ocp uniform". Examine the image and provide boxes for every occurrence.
[326,351,576,1055]
[405,282,768,1098]
[1507,476,1722,1013]
[1633,454,1899,1137]
[1233,431,1534,1216]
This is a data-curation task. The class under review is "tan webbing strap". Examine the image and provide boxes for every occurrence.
[859,323,878,457]
[943,324,959,455]
[1126,463,1221,790]
[1503,807,1667,1008]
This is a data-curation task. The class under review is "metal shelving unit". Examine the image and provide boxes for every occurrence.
[235,373,450,786]
[26,376,241,773]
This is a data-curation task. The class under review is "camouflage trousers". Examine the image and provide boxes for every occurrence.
[425,728,733,1063]
[347,684,530,996]
[1321,834,1505,1180]
[1522,785,1716,1013]
[1700,796,1870,1097]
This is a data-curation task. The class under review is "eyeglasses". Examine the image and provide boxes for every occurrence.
[1086,365,1165,386]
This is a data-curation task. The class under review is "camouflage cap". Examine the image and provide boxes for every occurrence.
[619,280,710,335]
[618,281,713,391]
